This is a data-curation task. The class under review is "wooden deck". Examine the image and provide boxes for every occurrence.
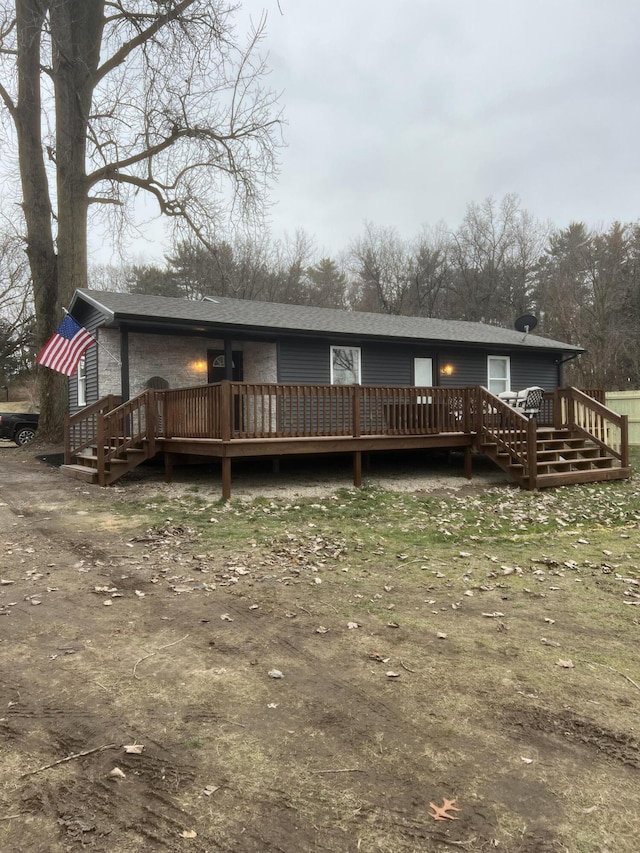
[63,383,630,497]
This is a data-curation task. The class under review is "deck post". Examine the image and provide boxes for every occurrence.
[566,389,575,430]
[64,413,71,464]
[96,414,106,487]
[164,452,174,483]
[463,444,472,479]
[352,387,361,437]
[220,381,232,442]
[353,450,362,487]
[527,417,538,490]
[146,390,156,458]
[621,414,629,469]
[221,456,232,500]
[553,389,562,429]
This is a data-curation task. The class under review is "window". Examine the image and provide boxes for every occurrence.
[77,355,87,407]
[487,356,510,395]
[330,346,361,385]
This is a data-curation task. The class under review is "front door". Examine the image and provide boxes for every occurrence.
[208,350,244,383]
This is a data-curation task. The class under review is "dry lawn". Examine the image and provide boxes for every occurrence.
[0,446,638,852]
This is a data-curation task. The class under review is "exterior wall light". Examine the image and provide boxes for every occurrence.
[440,364,455,376]
[191,360,208,373]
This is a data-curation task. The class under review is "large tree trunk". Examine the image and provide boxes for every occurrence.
[50,1,104,307]
[15,0,63,440]
[25,1,104,441]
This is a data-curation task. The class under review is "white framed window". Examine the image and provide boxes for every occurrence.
[77,355,87,407]
[330,345,361,385]
[487,355,510,396]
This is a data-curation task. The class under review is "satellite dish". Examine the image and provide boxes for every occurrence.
[514,314,538,335]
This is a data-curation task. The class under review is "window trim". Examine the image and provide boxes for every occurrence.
[330,345,361,385]
[77,354,87,407]
[487,355,511,396]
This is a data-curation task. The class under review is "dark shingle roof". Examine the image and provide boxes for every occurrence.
[73,289,582,352]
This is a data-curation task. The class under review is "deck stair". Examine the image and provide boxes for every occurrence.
[481,427,631,489]
[61,441,149,485]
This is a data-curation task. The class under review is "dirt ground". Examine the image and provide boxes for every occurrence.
[0,441,638,852]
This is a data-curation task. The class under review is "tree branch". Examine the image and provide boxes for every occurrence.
[94,0,199,84]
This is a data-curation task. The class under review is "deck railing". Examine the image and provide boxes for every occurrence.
[65,383,626,490]
[157,383,476,440]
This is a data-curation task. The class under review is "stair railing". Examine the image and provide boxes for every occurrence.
[557,387,629,468]
[96,390,159,485]
[476,388,538,488]
[65,394,122,464]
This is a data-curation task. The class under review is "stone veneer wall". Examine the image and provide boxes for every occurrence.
[96,330,277,396]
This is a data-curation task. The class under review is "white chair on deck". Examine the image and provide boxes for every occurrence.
[516,386,545,419]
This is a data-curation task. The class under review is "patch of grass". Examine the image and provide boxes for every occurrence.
[105,470,640,851]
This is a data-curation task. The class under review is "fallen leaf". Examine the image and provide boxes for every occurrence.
[109,767,126,779]
[436,632,447,639]
[203,785,219,796]
[123,744,144,754]
[347,621,359,629]
[428,798,461,821]
[557,659,575,668]
[220,613,233,622]
[315,626,329,634]
[386,671,400,678]
[268,669,284,679]
[180,829,197,838]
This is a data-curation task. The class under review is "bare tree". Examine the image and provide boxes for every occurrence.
[349,222,413,314]
[0,227,34,382]
[0,0,281,438]
[408,223,452,317]
[447,195,544,325]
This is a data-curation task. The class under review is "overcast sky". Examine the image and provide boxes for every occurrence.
[225,0,640,257]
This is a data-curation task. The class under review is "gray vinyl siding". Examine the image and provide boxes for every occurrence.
[279,339,440,387]
[277,339,329,383]
[278,339,562,390]
[361,343,412,385]
[68,304,104,413]
[436,348,487,387]
[509,353,558,391]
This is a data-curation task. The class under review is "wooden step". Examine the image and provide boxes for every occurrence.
[536,438,594,451]
[60,464,98,484]
[535,447,599,460]
[535,467,631,488]
[535,457,614,473]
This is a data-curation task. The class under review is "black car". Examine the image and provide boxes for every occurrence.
[0,412,39,446]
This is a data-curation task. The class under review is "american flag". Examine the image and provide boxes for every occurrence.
[37,315,95,376]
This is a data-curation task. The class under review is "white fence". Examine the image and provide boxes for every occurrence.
[606,391,640,446]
